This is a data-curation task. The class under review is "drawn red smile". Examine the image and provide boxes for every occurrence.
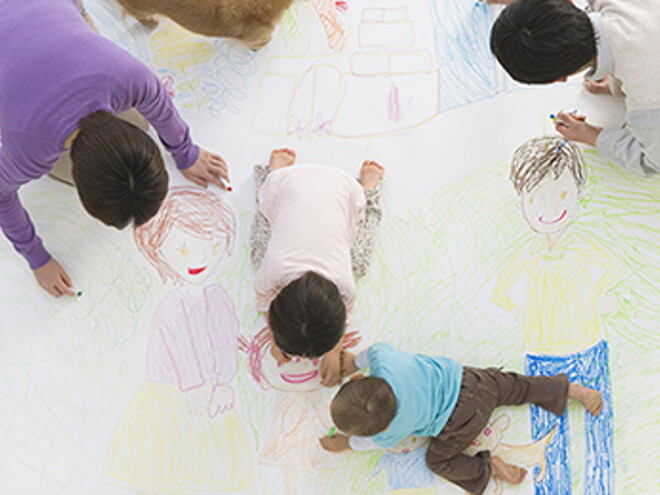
[188,266,207,275]
[280,370,319,384]
[539,209,567,225]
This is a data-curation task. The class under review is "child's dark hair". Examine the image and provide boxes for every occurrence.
[331,377,397,436]
[268,271,346,358]
[490,0,596,84]
[71,110,168,229]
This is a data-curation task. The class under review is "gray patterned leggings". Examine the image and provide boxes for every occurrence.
[249,165,383,279]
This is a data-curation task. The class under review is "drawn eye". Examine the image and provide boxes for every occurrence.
[179,243,189,256]
[561,191,567,199]
[484,427,492,436]
[529,197,534,204]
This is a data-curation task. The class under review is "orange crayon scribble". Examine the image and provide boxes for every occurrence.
[312,0,347,52]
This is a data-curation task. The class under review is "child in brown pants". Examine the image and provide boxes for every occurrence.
[320,343,602,494]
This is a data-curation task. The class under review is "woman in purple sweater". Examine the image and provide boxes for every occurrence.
[0,0,230,297]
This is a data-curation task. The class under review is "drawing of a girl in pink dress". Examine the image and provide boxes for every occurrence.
[105,186,253,493]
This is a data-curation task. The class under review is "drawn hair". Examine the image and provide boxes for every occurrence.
[510,136,585,195]
[268,271,346,358]
[331,376,397,436]
[133,186,236,284]
[246,327,361,386]
[490,0,596,84]
[72,110,168,229]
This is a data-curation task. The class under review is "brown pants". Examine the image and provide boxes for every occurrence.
[425,367,568,494]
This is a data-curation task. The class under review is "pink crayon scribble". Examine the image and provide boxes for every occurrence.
[290,113,333,136]
[388,83,402,122]
[335,1,348,13]
[161,75,176,99]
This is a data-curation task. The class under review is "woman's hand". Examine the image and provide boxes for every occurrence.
[180,148,231,190]
[33,258,75,297]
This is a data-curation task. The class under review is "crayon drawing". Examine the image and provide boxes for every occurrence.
[253,6,440,138]
[105,188,254,493]
[1,1,659,494]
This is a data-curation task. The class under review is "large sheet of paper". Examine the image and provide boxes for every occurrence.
[1,1,658,494]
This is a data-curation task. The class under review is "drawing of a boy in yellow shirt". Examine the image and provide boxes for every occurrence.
[493,137,626,495]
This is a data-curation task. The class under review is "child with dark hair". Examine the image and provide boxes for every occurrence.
[490,0,660,176]
[321,342,603,495]
[250,148,384,386]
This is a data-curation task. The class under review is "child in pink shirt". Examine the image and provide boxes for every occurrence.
[251,149,384,387]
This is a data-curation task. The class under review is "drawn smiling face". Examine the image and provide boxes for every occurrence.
[520,168,581,237]
[159,227,226,284]
[261,342,323,392]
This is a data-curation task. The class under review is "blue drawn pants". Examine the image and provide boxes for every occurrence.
[526,340,613,495]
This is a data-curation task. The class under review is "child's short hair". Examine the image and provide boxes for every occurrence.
[510,136,585,195]
[490,0,596,84]
[331,376,397,436]
[268,271,346,358]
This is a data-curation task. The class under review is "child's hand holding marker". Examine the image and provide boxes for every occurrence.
[551,109,603,147]
[319,427,350,453]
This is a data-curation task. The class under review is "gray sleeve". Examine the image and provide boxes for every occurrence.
[596,109,660,176]
[348,435,383,451]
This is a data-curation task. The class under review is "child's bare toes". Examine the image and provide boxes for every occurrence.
[585,389,603,416]
[569,384,603,416]
[492,457,526,485]
[359,160,384,189]
[268,148,296,169]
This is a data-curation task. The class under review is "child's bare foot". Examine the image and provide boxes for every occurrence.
[569,383,603,416]
[268,148,296,170]
[492,456,527,485]
[359,160,384,189]
[584,77,612,95]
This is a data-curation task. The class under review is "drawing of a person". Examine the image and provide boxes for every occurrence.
[105,186,253,493]
[246,327,361,494]
[493,137,627,495]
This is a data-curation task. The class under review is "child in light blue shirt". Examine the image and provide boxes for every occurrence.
[321,342,603,495]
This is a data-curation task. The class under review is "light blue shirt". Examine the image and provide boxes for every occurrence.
[355,343,463,449]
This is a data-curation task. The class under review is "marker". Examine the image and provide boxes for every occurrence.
[550,109,578,127]
[327,426,337,438]
[218,175,233,192]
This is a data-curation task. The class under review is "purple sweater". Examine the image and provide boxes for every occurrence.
[0,0,199,269]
